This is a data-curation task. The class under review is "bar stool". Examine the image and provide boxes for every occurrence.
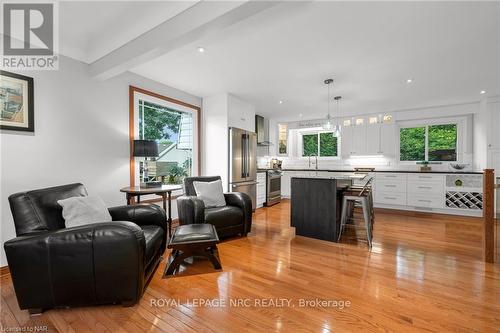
[337,178,374,247]
[347,178,375,229]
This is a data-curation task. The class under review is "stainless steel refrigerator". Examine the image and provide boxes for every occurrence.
[229,127,257,210]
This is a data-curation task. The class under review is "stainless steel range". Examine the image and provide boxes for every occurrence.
[266,169,282,206]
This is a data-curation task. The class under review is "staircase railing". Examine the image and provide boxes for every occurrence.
[483,169,495,263]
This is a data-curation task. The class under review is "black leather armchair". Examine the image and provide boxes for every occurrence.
[177,176,252,238]
[4,183,166,313]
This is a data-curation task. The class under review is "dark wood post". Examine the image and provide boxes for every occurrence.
[483,169,495,263]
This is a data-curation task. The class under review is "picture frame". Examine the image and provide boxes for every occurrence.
[0,70,34,132]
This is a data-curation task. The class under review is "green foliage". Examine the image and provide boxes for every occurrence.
[319,132,337,156]
[302,134,318,156]
[400,124,457,161]
[400,127,425,161]
[279,141,287,154]
[302,132,338,157]
[167,165,188,184]
[428,124,457,161]
[139,101,181,140]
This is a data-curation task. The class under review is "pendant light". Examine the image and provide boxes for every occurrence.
[322,79,334,131]
[333,96,342,137]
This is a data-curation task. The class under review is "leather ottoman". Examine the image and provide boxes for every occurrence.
[163,223,221,277]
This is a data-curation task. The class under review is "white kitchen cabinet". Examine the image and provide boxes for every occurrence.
[374,173,407,207]
[341,124,366,156]
[281,172,291,198]
[365,124,380,155]
[256,172,267,208]
[341,121,393,157]
[341,125,353,157]
[352,124,366,156]
[488,99,500,150]
[365,123,396,156]
[380,124,396,156]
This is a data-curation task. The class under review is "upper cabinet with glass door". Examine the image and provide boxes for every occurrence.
[342,114,395,157]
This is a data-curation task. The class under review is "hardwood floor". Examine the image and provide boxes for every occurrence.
[1,200,499,332]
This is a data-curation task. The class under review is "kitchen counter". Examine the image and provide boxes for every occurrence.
[257,168,482,174]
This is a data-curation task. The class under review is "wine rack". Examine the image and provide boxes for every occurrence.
[445,191,483,210]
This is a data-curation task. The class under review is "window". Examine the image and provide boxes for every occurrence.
[302,132,338,157]
[278,124,288,155]
[400,124,457,162]
[131,87,199,186]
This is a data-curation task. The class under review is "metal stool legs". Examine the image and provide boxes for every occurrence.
[337,195,373,247]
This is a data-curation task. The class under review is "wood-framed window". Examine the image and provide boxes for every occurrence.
[129,86,201,189]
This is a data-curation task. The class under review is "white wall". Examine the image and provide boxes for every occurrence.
[202,93,229,190]
[202,93,256,191]
[0,55,201,266]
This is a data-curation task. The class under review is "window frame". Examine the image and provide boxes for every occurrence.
[299,129,340,159]
[277,123,289,156]
[129,86,200,191]
[397,117,464,163]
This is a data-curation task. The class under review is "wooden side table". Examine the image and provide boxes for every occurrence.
[120,185,182,237]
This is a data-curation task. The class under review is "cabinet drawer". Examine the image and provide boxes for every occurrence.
[257,173,267,181]
[376,173,406,181]
[376,180,406,193]
[407,181,443,195]
[407,173,444,182]
[407,195,444,209]
[374,192,406,205]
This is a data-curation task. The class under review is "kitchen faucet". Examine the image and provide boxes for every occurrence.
[308,153,318,170]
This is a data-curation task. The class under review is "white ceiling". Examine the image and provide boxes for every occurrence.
[127,1,500,121]
[60,1,198,63]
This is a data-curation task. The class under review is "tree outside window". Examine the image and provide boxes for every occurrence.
[139,100,194,184]
[400,124,457,162]
[302,132,337,157]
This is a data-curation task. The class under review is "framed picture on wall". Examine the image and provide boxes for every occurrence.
[0,70,34,132]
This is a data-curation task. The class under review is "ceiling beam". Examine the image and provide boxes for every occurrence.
[89,0,280,80]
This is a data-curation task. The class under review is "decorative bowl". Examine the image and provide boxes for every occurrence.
[449,163,468,171]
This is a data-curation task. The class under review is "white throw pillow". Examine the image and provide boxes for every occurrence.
[193,180,226,208]
[57,196,112,228]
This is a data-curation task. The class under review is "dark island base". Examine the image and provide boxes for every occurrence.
[291,177,350,242]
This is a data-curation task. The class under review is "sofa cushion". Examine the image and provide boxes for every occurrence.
[205,206,243,229]
[193,179,226,208]
[57,196,112,228]
[141,225,164,266]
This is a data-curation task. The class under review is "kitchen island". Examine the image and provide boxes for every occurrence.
[291,177,352,242]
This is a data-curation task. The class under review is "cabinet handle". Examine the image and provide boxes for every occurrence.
[384,185,397,187]
[384,197,397,200]
[418,200,431,203]
[418,186,432,189]
[419,176,432,179]
[385,175,397,178]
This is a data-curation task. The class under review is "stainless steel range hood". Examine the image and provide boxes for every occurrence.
[255,115,272,146]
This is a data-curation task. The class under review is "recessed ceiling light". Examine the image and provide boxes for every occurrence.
[279,100,283,104]
[480,90,486,94]
[197,47,205,53]
[406,78,413,84]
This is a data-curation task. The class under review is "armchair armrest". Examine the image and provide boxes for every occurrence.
[224,192,253,234]
[108,204,166,231]
[4,222,146,310]
[177,196,205,225]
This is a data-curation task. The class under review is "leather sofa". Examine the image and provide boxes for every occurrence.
[4,183,166,313]
[177,176,252,238]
